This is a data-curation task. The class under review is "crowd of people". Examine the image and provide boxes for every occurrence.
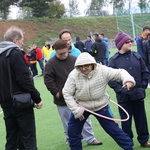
[20,30,110,80]
[22,41,53,79]
[0,25,150,150]
[73,32,110,66]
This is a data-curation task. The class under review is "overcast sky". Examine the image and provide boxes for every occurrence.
[60,0,139,15]
[9,0,139,19]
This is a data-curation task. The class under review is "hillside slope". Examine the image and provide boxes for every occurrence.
[0,17,117,47]
[0,14,149,47]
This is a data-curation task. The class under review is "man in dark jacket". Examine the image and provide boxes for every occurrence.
[144,33,150,87]
[92,37,106,65]
[108,32,150,148]
[0,26,43,150]
[135,26,150,62]
[84,35,93,55]
[74,36,85,52]
[26,46,38,78]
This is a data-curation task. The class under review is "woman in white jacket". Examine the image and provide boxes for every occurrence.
[63,52,135,150]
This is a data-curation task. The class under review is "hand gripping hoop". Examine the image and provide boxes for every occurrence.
[79,99,129,122]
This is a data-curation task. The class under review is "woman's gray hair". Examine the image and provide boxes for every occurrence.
[4,26,24,42]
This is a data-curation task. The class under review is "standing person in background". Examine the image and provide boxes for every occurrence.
[50,29,81,58]
[63,52,135,150]
[92,33,99,41]
[84,35,93,55]
[33,44,44,76]
[99,33,109,66]
[144,33,150,87]
[108,32,150,148]
[92,34,106,65]
[48,29,101,145]
[26,46,38,79]
[42,41,53,63]
[74,36,85,53]
[135,26,150,62]
[0,26,43,150]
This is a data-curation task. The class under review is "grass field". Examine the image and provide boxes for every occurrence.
[0,47,150,150]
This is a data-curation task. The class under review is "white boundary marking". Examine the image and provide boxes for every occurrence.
[0,111,3,115]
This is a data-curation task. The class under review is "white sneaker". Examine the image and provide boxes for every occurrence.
[33,75,38,79]
[147,83,150,88]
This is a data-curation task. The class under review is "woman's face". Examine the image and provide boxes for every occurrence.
[120,40,133,53]
[78,64,93,75]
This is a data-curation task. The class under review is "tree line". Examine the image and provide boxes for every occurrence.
[0,0,149,20]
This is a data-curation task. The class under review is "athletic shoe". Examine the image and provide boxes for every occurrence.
[33,75,38,79]
[141,142,150,147]
[147,83,150,88]
[88,139,103,145]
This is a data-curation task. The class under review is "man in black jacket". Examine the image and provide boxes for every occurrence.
[74,36,85,52]
[0,26,43,150]
[92,33,106,65]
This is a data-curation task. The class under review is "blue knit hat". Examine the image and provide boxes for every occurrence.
[115,33,132,50]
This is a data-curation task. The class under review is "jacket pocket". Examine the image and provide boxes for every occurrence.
[127,88,145,101]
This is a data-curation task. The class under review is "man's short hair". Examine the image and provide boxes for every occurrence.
[4,26,23,42]
[93,32,99,37]
[87,35,91,38]
[59,29,71,39]
[54,39,67,50]
[99,33,104,37]
[143,26,150,31]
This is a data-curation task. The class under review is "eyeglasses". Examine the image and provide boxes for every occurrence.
[125,40,133,44]
[78,64,91,69]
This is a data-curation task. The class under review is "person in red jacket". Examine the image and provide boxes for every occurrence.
[33,44,44,76]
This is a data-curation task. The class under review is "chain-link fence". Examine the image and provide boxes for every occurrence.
[115,9,150,39]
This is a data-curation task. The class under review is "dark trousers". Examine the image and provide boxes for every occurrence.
[2,106,37,150]
[68,105,133,150]
[118,100,149,144]
[17,132,25,150]
[30,63,38,77]
[38,59,44,75]
[95,58,107,65]
[147,65,150,83]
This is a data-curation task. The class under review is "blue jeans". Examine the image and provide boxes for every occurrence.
[95,58,107,65]
[68,105,133,150]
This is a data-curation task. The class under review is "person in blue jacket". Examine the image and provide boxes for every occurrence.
[50,29,81,58]
[49,29,101,145]
[144,33,150,87]
[135,26,150,63]
[84,35,93,55]
[99,33,109,65]
[108,32,150,148]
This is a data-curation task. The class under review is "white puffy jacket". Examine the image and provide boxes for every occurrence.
[63,52,135,119]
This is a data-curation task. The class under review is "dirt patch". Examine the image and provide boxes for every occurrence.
[0,20,38,42]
